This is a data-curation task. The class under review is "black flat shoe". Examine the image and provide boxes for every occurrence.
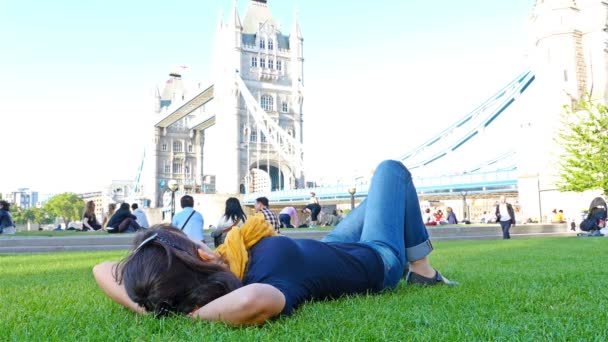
[406,270,459,286]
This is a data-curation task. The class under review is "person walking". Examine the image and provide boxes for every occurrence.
[495,196,515,239]
[172,195,204,242]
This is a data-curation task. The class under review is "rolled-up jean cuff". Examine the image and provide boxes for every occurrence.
[406,240,433,262]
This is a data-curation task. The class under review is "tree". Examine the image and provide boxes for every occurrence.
[556,98,608,195]
[31,207,54,229]
[10,206,25,224]
[44,193,84,229]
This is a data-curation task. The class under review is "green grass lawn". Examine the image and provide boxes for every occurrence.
[1,237,607,340]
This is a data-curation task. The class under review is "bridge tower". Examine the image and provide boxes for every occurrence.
[517,0,608,221]
[213,0,305,195]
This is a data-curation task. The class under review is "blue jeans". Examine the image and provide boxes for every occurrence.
[499,220,511,239]
[322,160,433,289]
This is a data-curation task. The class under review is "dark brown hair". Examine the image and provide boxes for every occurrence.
[114,225,241,317]
[85,201,95,218]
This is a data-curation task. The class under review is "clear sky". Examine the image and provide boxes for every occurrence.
[0,0,534,194]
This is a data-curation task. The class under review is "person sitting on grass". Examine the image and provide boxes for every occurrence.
[446,207,458,225]
[102,203,116,230]
[107,203,141,233]
[93,160,457,326]
[82,201,102,232]
[211,197,247,247]
[0,200,16,235]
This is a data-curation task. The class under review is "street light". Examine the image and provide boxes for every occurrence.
[168,179,179,220]
[348,188,356,210]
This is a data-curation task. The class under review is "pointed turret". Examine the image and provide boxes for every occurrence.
[154,86,161,113]
[291,9,303,40]
[217,9,224,31]
[229,0,242,30]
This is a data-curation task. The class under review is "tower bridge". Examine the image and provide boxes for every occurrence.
[135,0,608,222]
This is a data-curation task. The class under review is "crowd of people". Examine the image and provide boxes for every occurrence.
[422,207,459,225]
[37,190,343,244]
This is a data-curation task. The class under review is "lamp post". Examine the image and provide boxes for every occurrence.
[348,188,356,210]
[168,179,179,220]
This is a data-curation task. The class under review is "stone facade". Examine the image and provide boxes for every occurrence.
[517,0,608,221]
[144,0,304,208]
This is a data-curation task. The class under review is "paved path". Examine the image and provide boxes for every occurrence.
[0,224,575,254]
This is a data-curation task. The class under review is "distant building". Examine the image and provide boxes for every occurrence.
[5,188,39,209]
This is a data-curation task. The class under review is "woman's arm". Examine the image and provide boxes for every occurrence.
[92,262,145,315]
[192,283,285,326]
[82,214,93,230]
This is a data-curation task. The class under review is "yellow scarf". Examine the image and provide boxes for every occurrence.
[215,214,278,280]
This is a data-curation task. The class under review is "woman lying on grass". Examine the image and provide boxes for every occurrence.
[93,160,456,326]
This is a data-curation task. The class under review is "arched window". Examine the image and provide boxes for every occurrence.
[261,95,274,111]
[268,59,274,69]
[268,39,274,50]
[173,141,182,152]
[282,101,288,113]
[277,60,282,71]
[260,39,266,49]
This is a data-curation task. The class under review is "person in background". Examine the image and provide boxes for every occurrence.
[325,209,342,227]
[0,200,16,235]
[495,196,515,239]
[107,203,141,233]
[423,208,434,225]
[82,201,102,231]
[102,203,116,230]
[279,206,299,228]
[254,197,279,232]
[551,209,565,223]
[212,197,247,247]
[172,195,204,241]
[309,192,320,205]
[434,210,447,225]
[303,203,322,228]
[446,207,458,225]
[131,203,149,229]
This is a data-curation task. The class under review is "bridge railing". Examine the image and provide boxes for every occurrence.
[243,169,519,204]
[414,169,518,191]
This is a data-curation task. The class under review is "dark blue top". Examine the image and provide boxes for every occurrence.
[243,236,384,316]
[0,210,14,229]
